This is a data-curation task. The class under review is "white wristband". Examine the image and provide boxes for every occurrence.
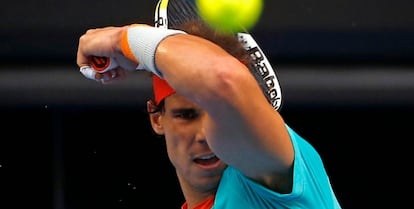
[125,27,187,77]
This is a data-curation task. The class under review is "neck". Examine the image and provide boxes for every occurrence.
[177,175,217,208]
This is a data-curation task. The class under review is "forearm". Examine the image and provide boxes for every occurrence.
[121,25,249,107]
[155,33,247,106]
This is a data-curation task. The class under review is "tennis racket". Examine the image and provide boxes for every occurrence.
[154,0,283,111]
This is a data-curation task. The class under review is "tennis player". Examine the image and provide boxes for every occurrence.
[76,18,342,209]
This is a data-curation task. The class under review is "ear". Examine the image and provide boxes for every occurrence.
[147,100,164,135]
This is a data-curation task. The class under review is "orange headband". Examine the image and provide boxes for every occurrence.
[152,74,176,105]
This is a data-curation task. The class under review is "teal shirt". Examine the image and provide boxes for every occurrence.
[213,125,342,208]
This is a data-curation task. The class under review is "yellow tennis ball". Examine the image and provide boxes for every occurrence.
[196,0,263,33]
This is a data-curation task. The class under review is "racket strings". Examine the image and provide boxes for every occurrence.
[167,0,201,28]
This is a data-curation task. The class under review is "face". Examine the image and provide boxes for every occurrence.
[149,94,227,192]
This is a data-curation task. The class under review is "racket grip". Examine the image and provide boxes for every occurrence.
[90,56,118,73]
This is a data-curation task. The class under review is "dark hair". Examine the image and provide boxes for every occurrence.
[175,20,252,66]
[149,99,165,114]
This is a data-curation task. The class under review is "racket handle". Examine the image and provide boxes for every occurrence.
[90,56,118,73]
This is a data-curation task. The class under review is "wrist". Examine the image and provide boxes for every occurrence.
[120,24,187,77]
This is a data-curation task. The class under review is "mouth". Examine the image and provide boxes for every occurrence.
[194,153,220,166]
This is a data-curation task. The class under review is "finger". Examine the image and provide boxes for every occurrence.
[100,68,128,84]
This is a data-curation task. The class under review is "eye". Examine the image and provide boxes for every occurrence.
[172,109,199,120]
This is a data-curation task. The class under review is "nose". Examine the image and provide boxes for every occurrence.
[195,126,207,144]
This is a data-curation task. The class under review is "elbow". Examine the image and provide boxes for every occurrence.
[210,58,251,103]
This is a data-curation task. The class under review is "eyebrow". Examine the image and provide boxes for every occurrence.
[170,107,196,113]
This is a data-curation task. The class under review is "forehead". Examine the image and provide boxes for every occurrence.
[164,94,199,109]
